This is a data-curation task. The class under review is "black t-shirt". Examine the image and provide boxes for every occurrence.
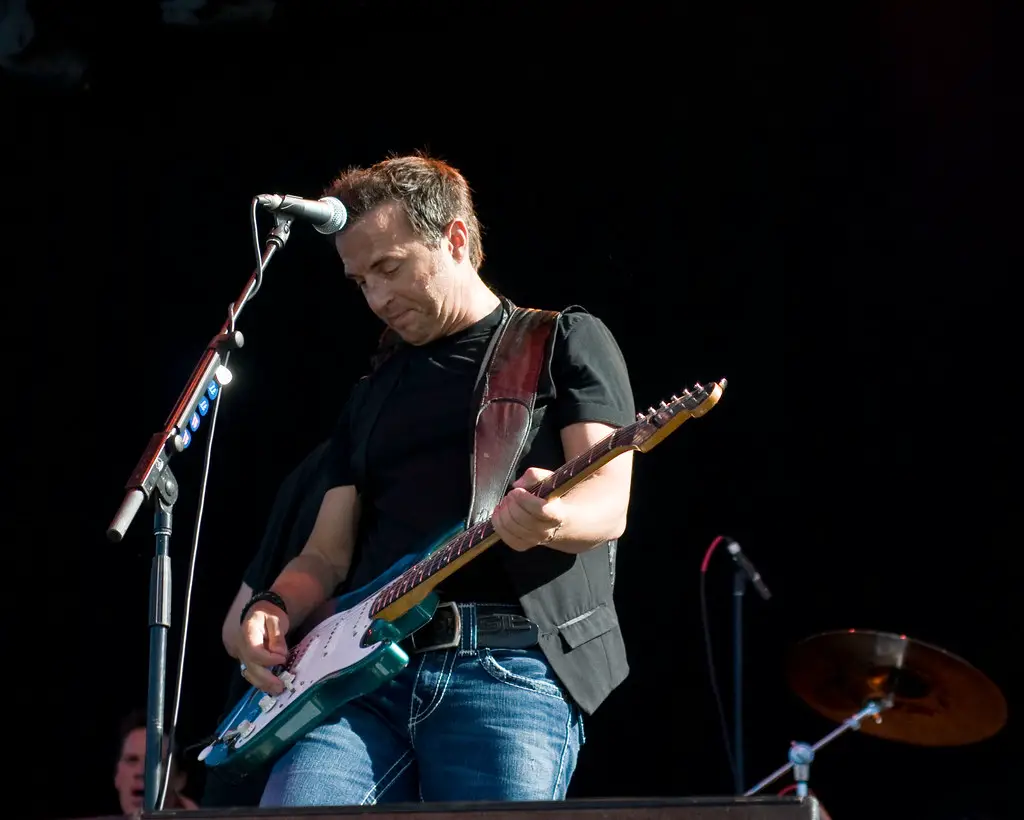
[324,304,635,603]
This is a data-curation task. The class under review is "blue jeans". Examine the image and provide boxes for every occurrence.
[260,640,585,806]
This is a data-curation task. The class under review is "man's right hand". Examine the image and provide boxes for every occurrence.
[237,602,291,694]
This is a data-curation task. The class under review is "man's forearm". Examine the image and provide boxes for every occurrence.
[545,474,629,554]
[269,553,347,630]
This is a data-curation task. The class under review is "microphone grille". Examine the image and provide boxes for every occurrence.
[315,197,348,234]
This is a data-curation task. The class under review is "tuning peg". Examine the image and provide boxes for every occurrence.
[647,406,656,415]
[636,411,646,421]
[658,400,668,408]
[670,395,679,401]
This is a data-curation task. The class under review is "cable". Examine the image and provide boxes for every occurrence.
[157,197,267,809]
[700,534,739,788]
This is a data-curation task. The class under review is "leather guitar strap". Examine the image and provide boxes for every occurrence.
[466,303,559,527]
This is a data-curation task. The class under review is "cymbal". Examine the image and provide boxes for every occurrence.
[786,629,1007,746]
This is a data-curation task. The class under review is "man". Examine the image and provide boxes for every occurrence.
[202,439,334,807]
[114,709,198,815]
[232,153,635,806]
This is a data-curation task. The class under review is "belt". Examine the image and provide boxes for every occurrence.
[401,602,539,654]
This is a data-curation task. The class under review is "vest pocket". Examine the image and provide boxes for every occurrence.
[555,604,618,650]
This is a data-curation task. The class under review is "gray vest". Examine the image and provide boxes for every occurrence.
[464,300,628,716]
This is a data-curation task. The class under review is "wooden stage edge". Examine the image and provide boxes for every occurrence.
[76,795,824,820]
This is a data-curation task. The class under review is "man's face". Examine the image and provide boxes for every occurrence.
[113,727,186,813]
[114,727,146,813]
[335,201,459,345]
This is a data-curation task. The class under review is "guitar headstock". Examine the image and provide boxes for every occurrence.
[629,379,727,453]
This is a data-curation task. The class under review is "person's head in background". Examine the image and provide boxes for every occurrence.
[113,708,198,814]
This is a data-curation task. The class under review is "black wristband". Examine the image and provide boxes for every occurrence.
[240,590,288,624]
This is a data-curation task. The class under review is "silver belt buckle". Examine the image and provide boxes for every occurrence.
[411,601,462,653]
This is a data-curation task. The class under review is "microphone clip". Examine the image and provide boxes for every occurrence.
[725,538,772,601]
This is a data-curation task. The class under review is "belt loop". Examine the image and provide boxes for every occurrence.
[460,603,476,652]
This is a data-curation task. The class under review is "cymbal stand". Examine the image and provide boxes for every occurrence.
[744,698,891,796]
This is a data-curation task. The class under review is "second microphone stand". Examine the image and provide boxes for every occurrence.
[732,565,747,794]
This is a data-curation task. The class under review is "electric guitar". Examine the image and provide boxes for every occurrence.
[199,378,727,774]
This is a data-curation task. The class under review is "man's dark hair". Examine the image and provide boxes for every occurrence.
[323,150,485,270]
[117,707,148,746]
[115,708,184,760]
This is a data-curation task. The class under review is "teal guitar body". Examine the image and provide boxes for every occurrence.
[198,523,464,775]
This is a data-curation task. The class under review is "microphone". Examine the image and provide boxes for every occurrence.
[725,539,772,600]
[256,194,347,234]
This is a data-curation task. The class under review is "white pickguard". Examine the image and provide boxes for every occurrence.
[230,596,381,749]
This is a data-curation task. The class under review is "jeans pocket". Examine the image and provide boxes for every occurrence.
[478,649,566,699]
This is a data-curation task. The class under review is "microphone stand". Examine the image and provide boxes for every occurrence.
[732,565,746,793]
[106,212,296,814]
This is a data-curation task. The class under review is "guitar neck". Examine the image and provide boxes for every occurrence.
[370,426,640,620]
[367,379,725,622]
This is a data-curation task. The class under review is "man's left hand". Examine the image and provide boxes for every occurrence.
[492,467,565,551]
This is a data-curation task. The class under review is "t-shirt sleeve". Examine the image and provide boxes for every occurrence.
[242,466,302,591]
[550,309,636,430]
[241,390,356,591]
[242,439,335,590]
[241,439,325,590]
[322,390,357,490]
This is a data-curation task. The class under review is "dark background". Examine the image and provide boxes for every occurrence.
[5,3,1011,819]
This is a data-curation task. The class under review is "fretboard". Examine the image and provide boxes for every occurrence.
[369,423,639,616]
